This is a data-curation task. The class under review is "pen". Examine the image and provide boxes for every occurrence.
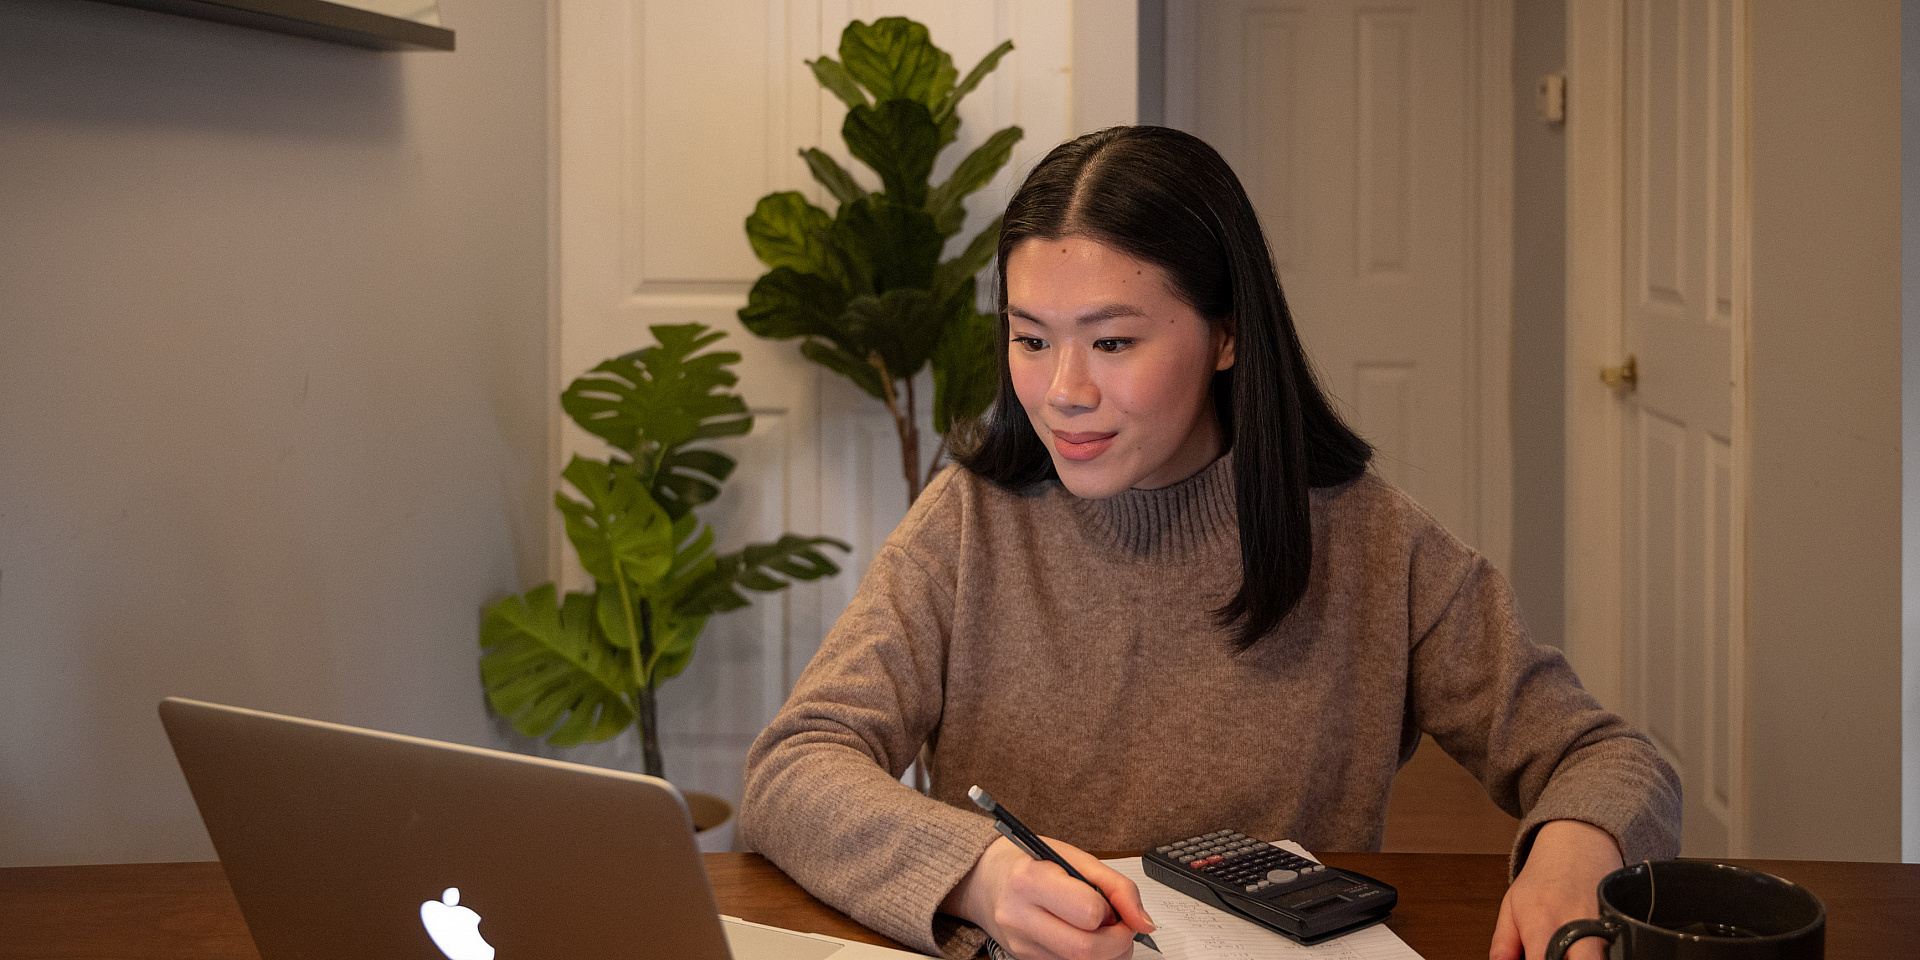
[968,785,1160,954]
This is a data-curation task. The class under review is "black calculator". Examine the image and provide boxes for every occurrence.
[1142,830,1397,945]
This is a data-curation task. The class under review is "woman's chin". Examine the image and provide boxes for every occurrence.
[1050,456,1134,500]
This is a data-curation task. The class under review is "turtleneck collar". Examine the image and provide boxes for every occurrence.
[1062,450,1238,561]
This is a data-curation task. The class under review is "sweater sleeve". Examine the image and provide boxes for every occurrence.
[738,473,1000,959]
[1402,527,1682,877]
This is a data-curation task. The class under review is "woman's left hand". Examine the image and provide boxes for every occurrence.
[1489,819,1623,960]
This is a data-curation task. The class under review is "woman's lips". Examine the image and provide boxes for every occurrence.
[1051,430,1116,461]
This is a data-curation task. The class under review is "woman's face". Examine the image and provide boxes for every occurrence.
[1005,235,1235,499]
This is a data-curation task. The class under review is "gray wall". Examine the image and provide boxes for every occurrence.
[0,0,550,866]
[1508,0,1566,651]
[1748,0,1902,861]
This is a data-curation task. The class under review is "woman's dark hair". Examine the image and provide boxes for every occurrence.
[956,125,1371,648]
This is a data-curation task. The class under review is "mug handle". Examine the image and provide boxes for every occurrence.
[1545,918,1622,960]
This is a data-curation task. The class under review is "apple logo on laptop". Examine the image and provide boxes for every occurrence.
[420,887,495,960]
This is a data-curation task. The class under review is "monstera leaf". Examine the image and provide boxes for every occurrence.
[554,457,674,598]
[483,323,848,776]
[561,324,753,520]
[677,535,851,618]
[480,586,635,747]
[646,511,720,684]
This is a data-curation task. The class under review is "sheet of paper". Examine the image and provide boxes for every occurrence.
[1105,843,1425,960]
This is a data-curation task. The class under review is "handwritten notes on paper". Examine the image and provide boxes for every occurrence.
[1105,844,1425,960]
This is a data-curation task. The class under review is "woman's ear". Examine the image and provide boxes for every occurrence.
[1214,321,1237,371]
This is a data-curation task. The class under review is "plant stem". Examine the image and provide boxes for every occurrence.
[634,683,662,779]
[634,596,664,779]
[900,376,921,503]
[925,434,949,490]
[870,353,923,504]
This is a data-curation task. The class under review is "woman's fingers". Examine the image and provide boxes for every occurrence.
[1053,842,1156,933]
[1489,893,1523,960]
[1007,859,1112,931]
[988,838,1147,960]
[996,895,1140,960]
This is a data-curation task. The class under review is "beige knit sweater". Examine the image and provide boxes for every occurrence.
[740,455,1680,958]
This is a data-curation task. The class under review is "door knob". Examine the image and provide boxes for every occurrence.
[1601,355,1637,392]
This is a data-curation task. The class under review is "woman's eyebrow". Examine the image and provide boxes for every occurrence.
[1006,303,1147,326]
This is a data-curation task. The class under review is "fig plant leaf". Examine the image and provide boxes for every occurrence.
[932,310,1000,434]
[800,148,866,209]
[940,39,1014,124]
[806,56,869,111]
[844,100,941,207]
[744,17,1022,504]
[837,17,956,108]
[927,127,1023,236]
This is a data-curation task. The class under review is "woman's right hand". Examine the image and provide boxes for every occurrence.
[940,835,1156,960]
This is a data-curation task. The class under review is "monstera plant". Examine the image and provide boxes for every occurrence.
[741,17,1020,503]
[480,323,847,780]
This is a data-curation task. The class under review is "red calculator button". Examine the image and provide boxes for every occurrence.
[1190,860,1208,869]
[1206,855,1224,864]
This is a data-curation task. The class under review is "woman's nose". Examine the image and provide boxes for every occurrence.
[1048,350,1099,411]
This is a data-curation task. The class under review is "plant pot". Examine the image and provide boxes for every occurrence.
[684,789,733,834]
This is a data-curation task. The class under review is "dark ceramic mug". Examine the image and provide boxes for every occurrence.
[1545,860,1824,959]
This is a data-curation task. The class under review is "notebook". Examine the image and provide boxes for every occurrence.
[158,697,922,960]
[1107,849,1426,960]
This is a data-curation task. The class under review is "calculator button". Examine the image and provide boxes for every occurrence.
[1190,860,1207,869]
[1206,855,1224,863]
[1266,869,1298,883]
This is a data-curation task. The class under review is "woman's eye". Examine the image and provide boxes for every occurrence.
[1012,336,1046,352]
[1093,338,1132,353]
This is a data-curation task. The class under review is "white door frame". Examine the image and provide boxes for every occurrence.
[1159,0,1514,570]
[1562,0,1752,855]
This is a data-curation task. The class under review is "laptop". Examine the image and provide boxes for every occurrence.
[159,697,925,960]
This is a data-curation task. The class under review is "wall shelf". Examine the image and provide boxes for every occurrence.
[89,0,454,51]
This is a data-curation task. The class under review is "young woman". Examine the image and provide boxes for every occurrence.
[739,126,1679,960]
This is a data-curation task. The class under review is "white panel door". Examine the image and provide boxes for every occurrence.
[1616,0,1740,858]
[1163,0,1505,560]
[555,0,1072,850]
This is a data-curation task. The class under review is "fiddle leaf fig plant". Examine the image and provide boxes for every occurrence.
[481,323,848,779]
[742,17,1016,503]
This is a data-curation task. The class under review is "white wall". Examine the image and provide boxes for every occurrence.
[0,0,550,866]
[1072,0,1138,132]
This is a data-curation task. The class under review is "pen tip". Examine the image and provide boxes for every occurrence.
[967,785,992,810]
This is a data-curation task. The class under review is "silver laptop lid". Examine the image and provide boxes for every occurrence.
[159,697,734,960]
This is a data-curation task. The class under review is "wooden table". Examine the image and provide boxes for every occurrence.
[1,853,1913,959]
